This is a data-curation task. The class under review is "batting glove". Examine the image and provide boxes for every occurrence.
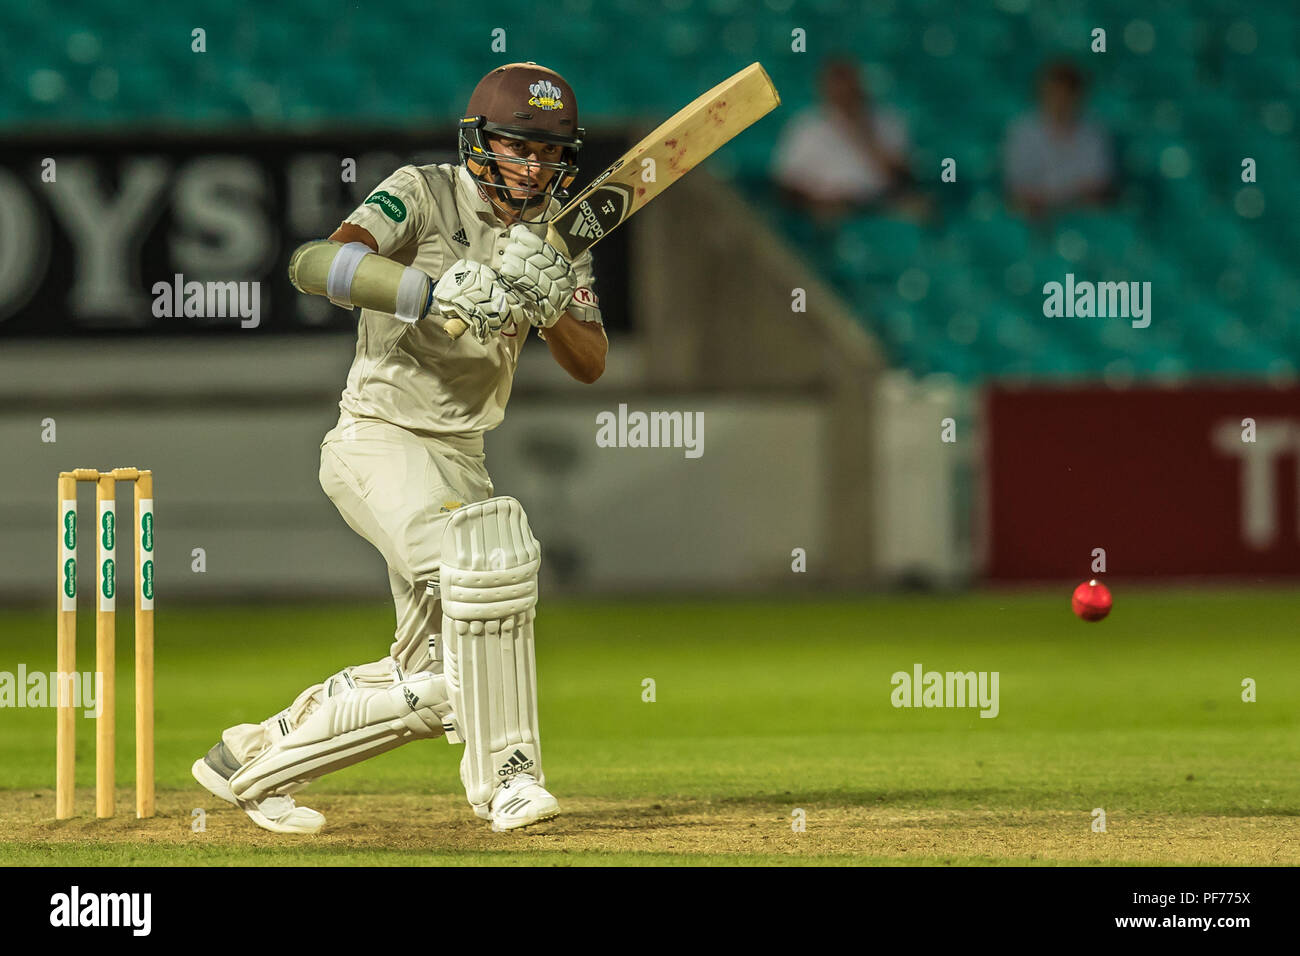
[431,259,532,343]
[499,223,576,329]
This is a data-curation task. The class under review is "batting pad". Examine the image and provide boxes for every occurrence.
[440,497,543,810]
[227,672,450,803]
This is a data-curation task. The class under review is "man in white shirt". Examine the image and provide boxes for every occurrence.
[1003,61,1114,217]
[772,58,915,221]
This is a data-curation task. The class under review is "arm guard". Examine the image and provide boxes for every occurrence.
[288,239,445,327]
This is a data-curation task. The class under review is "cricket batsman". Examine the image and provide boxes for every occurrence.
[191,62,606,833]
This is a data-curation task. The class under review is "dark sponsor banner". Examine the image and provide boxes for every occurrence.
[0,131,628,337]
[985,386,1300,579]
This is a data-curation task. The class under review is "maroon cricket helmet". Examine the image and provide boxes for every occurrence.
[458,62,584,219]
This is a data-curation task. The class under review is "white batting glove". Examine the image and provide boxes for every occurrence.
[431,259,531,343]
[499,223,576,329]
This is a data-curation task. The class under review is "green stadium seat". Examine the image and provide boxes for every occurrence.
[946,215,1031,269]
[1050,212,1141,268]
[1224,56,1300,99]
[832,217,925,282]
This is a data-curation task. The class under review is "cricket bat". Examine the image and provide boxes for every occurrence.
[444,61,780,339]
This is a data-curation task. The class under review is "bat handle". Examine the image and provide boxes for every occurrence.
[443,316,468,340]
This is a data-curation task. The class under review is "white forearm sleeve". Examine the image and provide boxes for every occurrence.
[288,239,434,324]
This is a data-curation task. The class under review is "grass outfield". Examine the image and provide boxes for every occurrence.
[0,589,1297,865]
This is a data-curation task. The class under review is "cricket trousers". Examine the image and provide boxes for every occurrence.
[220,416,493,767]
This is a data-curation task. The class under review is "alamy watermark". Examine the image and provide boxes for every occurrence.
[49,886,151,936]
[890,663,999,718]
[1043,274,1150,328]
[596,404,704,459]
[152,274,260,328]
[0,666,101,717]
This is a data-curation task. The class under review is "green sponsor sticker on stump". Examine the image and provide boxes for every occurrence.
[365,191,407,222]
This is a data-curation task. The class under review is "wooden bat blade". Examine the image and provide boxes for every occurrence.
[544,62,780,259]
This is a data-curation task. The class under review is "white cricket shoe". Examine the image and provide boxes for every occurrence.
[235,794,326,835]
[488,774,560,832]
[192,742,325,835]
[191,742,241,805]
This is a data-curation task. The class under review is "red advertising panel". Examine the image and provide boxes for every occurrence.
[984,386,1300,580]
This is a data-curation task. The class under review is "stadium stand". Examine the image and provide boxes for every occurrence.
[7,0,1297,382]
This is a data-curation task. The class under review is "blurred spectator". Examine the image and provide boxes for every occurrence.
[1003,61,1114,217]
[772,58,923,223]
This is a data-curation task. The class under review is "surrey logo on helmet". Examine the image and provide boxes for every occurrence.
[528,80,565,111]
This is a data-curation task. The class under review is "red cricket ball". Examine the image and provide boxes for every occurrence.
[1072,579,1112,621]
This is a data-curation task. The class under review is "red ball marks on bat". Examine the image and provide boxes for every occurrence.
[1072,579,1112,622]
